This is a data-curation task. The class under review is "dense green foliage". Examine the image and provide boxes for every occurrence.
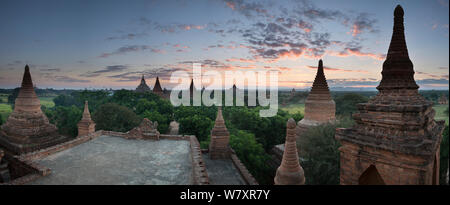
[222,106,291,151]
[92,103,141,132]
[298,116,354,185]
[179,114,214,142]
[45,105,82,137]
[229,129,273,184]
[334,93,369,116]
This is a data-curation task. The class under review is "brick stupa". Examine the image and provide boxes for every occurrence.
[274,118,305,185]
[297,59,335,136]
[152,76,163,97]
[209,107,230,159]
[335,5,445,185]
[0,65,65,154]
[77,101,96,137]
[136,75,151,93]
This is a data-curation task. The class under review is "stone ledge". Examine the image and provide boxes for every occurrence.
[230,148,258,185]
[189,135,209,185]
[18,130,104,162]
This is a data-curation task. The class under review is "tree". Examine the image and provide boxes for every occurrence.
[178,114,213,142]
[7,87,20,108]
[334,93,368,116]
[45,105,82,137]
[53,94,76,107]
[297,117,354,185]
[92,103,141,132]
[141,110,170,134]
[229,129,273,184]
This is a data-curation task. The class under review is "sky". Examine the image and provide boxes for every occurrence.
[0,0,448,90]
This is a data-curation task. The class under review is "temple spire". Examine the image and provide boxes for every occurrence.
[311,59,329,92]
[275,118,305,185]
[377,5,419,91]
[136,74,151,93]
[14,65,41,112]
[153,76,163,93]
[81,101,92,121]
[209,107,230,159]
[297,59,335,134]
[77,101,96,137]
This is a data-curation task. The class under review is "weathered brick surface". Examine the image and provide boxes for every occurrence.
[125,118,160,140]
[230,148,258,185]
[77,101,96,137]
[274,118,305,185]
[189,135,210,185]
[209,107,230,159]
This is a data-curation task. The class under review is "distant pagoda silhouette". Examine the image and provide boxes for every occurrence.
[77,101,96,137]
[297,59,335,136]
[335,5,445,185]
[274,118,305,185]
[152,76,164,97]
[209,107,230,159]
[136,75,151,93]
[0,65,66,154]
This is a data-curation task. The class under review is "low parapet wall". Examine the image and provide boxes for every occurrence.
[189,135,209,185]
[18,130,104,162]
[230,148,258,185]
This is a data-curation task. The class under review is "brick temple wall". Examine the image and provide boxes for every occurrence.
[339,141,438,185]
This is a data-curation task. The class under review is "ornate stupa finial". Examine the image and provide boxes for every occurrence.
[377,4,419,91]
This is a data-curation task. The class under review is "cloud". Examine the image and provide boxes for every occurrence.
[106,32,148,40]
[154,22,206,33]
[51,76,91,83]
[348,13,378,36]
[223,0,269,18]
[327,46,386,61]
[306,65,368,73]
[40,68,61,72]
[107,67,187,82]
[80,65,128,77]
[99,45,165,58]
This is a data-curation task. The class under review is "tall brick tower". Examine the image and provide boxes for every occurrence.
[297,59,335,136]
[0,65,65,154]
[209,107,230,159]
[77,101,96,137]
[335,5,445,185]
[274,118,305,185]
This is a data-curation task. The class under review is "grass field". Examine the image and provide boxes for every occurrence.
[39,97,55,108]
[281,103,448,125]
[280,103,305,115]
[433,104,449,125]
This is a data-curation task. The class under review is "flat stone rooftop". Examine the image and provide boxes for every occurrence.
[202,153,246,185]
[28,135,193,185]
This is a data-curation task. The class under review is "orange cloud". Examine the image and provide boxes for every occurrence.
[327,49,385,61]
